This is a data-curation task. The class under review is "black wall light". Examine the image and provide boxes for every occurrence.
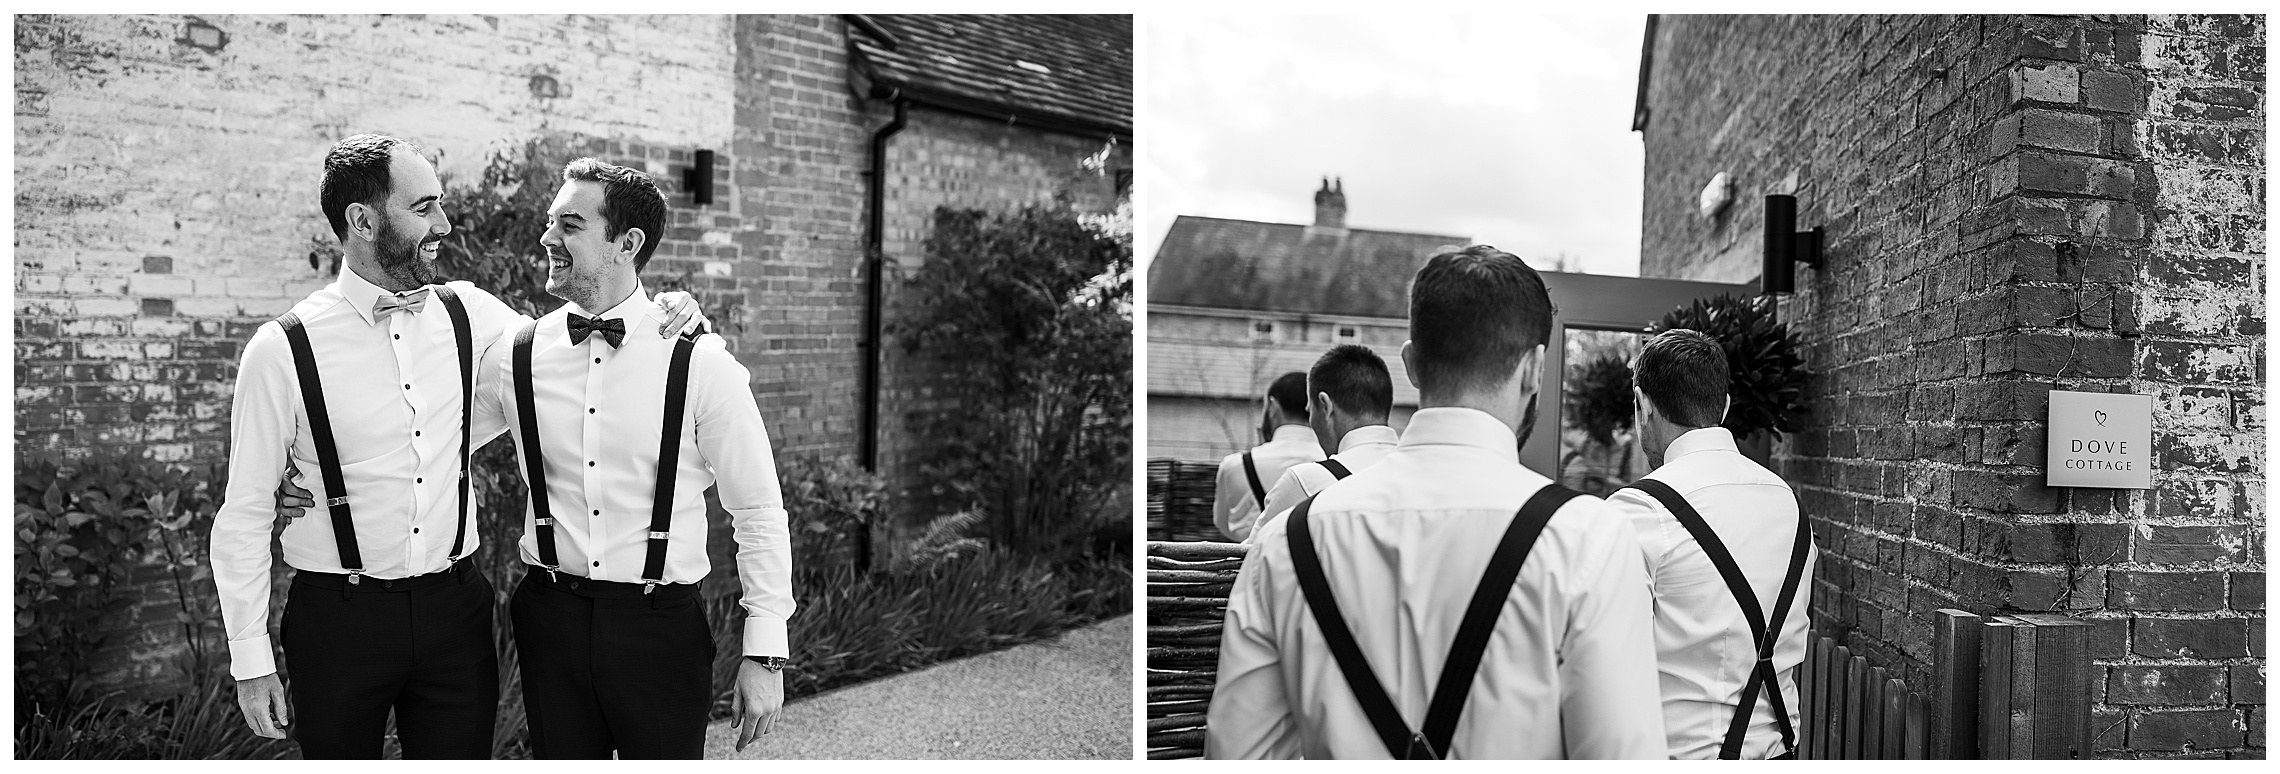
[684,149,714,206]
[1761,194,1823,294]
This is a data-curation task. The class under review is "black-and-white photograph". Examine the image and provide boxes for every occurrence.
[1143,13,2266,760]
[14,13,1132,760]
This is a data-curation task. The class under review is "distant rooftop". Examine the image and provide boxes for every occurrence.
[1147,210,1468,319]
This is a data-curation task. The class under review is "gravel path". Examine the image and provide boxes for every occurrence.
[703,615,1134,760]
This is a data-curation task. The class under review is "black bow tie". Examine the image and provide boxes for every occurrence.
[567,313,626,348]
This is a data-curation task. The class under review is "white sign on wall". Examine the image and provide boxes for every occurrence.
[2046,390,2153,489]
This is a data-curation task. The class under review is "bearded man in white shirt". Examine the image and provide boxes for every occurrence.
[1605,329,1816,759]
[1206,245,1664,759]
[1214,371,1326,542]
[468,158,791,759]
[1253,344,1399,537]
[214,135,710,758]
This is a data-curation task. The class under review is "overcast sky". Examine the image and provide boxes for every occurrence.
[1140,13,1649,278]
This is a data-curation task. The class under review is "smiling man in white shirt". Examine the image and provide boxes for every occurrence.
[1206,245,1664,759]
[1214,371,1326,542]
[215,135,710,758]
[1605,329,1816,760]
[1253,344,1399,537]
[472,158,792,759]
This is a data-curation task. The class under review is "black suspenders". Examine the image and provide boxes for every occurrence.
[276,286,472,585]
[513,317,699,592]
[1621,478,1810,759]
[1287,483,1583,759]
[1318,458,1352,480]
[1240,451,1267,507]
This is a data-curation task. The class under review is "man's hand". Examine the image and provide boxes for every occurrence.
[235,673,293,739]
[652,290,711,338]
[730,659,784,752]
[275,462,313,522]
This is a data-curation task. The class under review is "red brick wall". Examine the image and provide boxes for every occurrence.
[1641,14,2263,758]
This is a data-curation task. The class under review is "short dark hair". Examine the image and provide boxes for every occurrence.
[1267,371,1310,420]
[1309,344,1392,420]
[1407,245,1556,395]
[320,134,416,242]
[1633,328,1729,427]
[562,157,667,270]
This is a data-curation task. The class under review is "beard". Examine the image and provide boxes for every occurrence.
[375,217,440,288]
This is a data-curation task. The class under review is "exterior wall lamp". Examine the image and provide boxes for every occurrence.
[1761,194,1823,294]
[683,149,714,206]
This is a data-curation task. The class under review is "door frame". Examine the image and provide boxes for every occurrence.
[1524,271,1762,478]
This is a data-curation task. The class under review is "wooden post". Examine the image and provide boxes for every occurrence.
[2015,613,2093,759]
[1863,665,1887,757]
[1931,609,1982,759]
[1980,617,2019,759]
[1881,680,1908,759]
[1799,636,1819,759]
[1844,654,1867,759]
[1828,644,1852,758]
[1906,692,1928,759]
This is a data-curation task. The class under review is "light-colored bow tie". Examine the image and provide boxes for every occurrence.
[372,287,434,321]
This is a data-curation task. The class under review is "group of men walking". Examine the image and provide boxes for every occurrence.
[1204,245,1819,759]
[211,134,793,759]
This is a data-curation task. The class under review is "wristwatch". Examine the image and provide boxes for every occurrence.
[745,655,789,673]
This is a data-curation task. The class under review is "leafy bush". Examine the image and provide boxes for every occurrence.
[14,457,226,707]
[778,455,886,573]
[892,204,1133,561]
[1564,352,1636,447]
[13,680,294,760]
[1648,294,1811,441]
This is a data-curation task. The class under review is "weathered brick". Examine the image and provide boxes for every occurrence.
[2232,665,2266,706]
[2020,109,2104,153]
[2233,572,2265,611]
[2082,69,2146,112]
[2131,709,2244,751]
[2109,571,2228,611]
[2134,618,2252,659]
[2111,665,2231,705]
[2016,62,2082,103]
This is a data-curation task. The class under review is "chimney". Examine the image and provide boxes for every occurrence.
[1313,176,1347,229]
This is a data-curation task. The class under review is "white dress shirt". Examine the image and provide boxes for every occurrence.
[211,268,524,680]
[1252,424,1400,540]
[1213,424,1325,542]
[1206,407,1665,759]
[473,286,794,658]
[1604,427,1817,760]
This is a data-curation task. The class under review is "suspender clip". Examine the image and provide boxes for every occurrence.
[326,496,349,507]
[647,531,670,540]
[347,571,362,585]
[643,581,657,595]
[543,565,557,582]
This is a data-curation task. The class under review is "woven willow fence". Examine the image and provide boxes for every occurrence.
[1145,540,1246,759]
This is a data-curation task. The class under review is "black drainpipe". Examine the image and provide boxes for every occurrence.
[861,96,908,475]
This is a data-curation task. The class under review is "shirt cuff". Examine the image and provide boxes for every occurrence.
[742,615,788,658]
[228,634,277,681]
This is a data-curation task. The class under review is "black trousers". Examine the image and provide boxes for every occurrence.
[509,571,715,760]
[281,562,499,759]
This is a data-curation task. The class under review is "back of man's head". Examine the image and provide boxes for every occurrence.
[1309,344,1393,422]
[1407,245,1556,396]
[1267,371,1311,421]
[1634,328,1729,428]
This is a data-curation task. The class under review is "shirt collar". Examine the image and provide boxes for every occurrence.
[1268,424,1319,446]
[1664,426,1739,461]
[1336,424,1400,453]
[565,283,654,326]
[1395,407,1518,463]
[337,265,415,328]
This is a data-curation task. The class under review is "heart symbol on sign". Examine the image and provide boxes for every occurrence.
[2094,410,2109,426]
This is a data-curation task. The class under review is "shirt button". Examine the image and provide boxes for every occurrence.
[393,334,401,340]
[592,509,600,516]
[415,477,423,484]
[403,384,411,390]
[594,357,602,364]
[588,461,595,467]
[592,561,600,567]
[588,408,596,414]
[413,527,421,534]
[414,430,422,437]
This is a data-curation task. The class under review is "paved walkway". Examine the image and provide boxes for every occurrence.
[704,615,1133,760]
